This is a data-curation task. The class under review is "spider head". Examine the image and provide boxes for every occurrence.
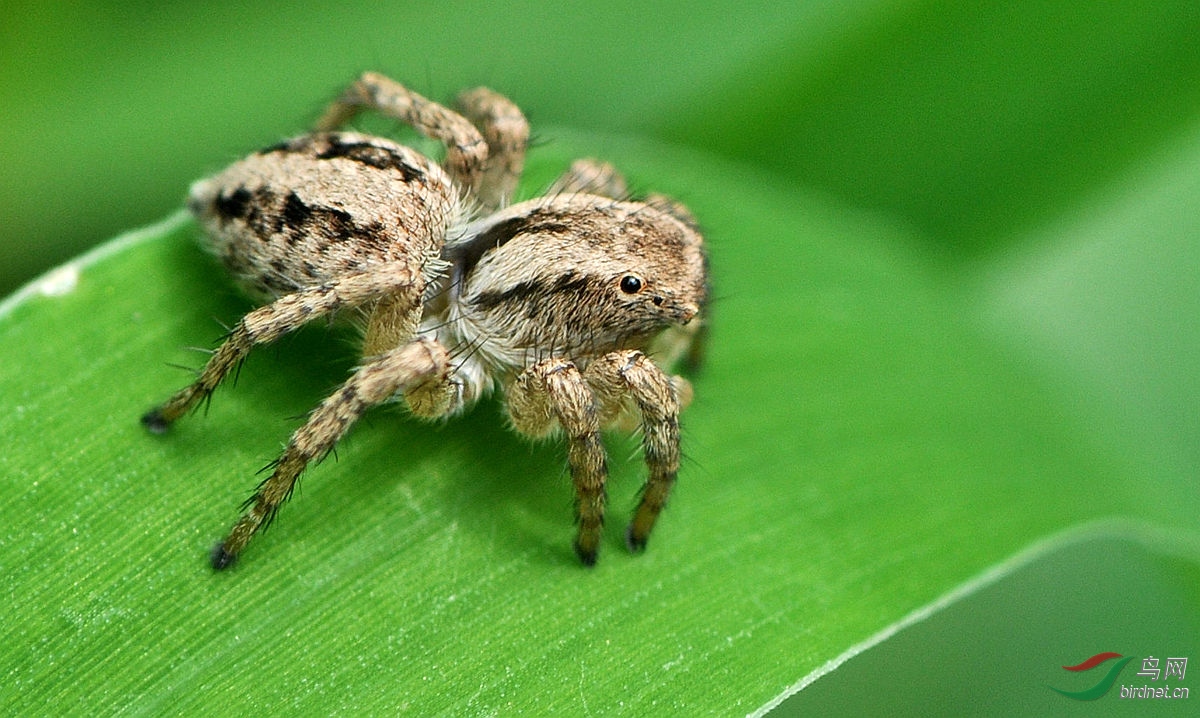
[456,194,708,365]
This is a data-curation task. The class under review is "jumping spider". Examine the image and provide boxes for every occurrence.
[143,72,709,569]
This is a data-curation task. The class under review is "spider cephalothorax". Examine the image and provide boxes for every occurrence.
[143,73,709,569]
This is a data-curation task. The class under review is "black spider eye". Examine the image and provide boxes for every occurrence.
[619,275,643,294]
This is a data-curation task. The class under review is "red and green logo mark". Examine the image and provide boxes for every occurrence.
[1053,652,1190,701]
[1050,652,1134,701]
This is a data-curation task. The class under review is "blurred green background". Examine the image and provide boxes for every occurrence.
[7,1,1199,289]
[3,1,1197,714]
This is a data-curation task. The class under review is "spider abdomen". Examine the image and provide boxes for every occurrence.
[188,131,462,299]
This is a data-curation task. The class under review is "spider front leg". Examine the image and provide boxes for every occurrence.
[142,262,423,432]
[584,350,683,554]
[547,159,629,199]
[314,72,488,198]
[507,358,608,566]
[455,87,529,210]
[212,338,453,569]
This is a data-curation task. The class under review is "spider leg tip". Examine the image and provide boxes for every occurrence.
[141,408,171,435]
[624,525,648,555]
[573,541,599,568]
[210,542,239,570]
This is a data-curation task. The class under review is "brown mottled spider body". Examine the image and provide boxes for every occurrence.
[143,73,708,569]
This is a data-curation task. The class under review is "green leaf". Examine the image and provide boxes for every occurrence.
[2,131,1194,715]
[774,532,1200,715]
